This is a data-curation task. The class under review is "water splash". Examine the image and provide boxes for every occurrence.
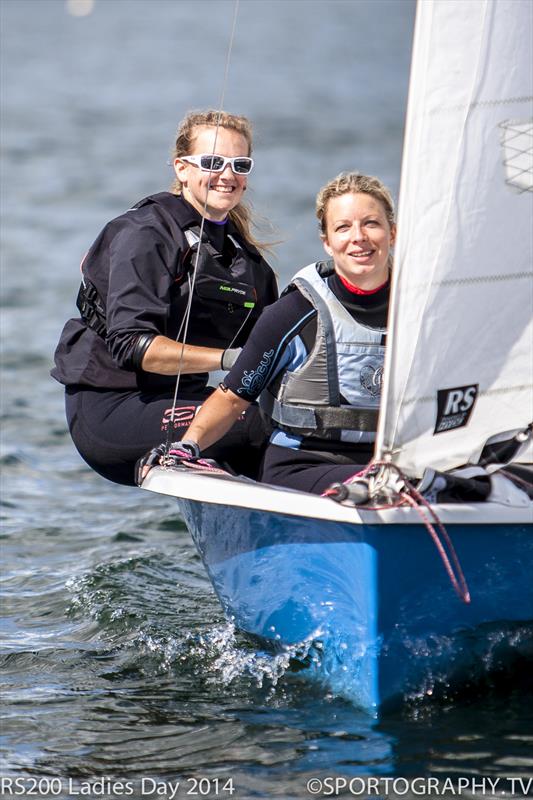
[399,621,533,712]
[192,622,319,689]
[65,551,533,713]
[65,554,325,700]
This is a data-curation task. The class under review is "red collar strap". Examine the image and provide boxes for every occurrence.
[337,273,389,295]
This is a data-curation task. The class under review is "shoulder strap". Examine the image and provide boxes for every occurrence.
[184,228,200,247]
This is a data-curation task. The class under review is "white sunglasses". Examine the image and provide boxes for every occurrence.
[180,153,254,175]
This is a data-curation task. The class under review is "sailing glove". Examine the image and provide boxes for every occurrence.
[168,440,201,459]
[221,347,242,370]
[135,439,200,485]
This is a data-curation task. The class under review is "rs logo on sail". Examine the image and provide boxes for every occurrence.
[434,384,478,434]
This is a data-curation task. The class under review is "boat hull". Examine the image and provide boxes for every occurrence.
[178,497,533,713]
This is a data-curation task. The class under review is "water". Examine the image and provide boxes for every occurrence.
[1,1,532,798]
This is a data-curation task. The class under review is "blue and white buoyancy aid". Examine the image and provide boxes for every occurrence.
[261,262,386,446]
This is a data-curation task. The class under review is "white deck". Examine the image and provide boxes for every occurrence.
[142,466,532,526]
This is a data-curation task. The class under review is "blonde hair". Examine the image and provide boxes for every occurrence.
[170,109,271,254]
[316,172,395,237]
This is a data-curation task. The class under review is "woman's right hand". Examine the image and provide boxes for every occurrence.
[135,439,200,484]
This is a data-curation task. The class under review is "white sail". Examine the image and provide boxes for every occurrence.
[375,0,533,477]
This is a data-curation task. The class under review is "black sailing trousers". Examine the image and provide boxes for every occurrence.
[65,385,268,486]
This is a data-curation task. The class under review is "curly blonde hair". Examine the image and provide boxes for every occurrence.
[170,109,271,254]
[316,172,395,237]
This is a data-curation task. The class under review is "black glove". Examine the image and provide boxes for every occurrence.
[135,440,200,485]
[167,439,201,459]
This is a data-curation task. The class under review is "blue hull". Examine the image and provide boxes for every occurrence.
[179,498,533,713]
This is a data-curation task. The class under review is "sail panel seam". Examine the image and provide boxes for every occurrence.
[428,95,533,115]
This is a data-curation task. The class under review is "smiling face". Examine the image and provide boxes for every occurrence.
[173,126,250,221]
[322,192,396,290]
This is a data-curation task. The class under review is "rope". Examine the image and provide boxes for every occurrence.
[374,461,471,604]
[165,0,241,450]
[180,460,231,477]
[324,460,471,604]
[399,481,471,605]
[399,492,469,603]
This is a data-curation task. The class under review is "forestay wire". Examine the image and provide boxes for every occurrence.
[165,0,241,451]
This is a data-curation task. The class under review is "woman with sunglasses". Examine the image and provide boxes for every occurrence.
[143,172,395,495]
[52,110,278,486]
